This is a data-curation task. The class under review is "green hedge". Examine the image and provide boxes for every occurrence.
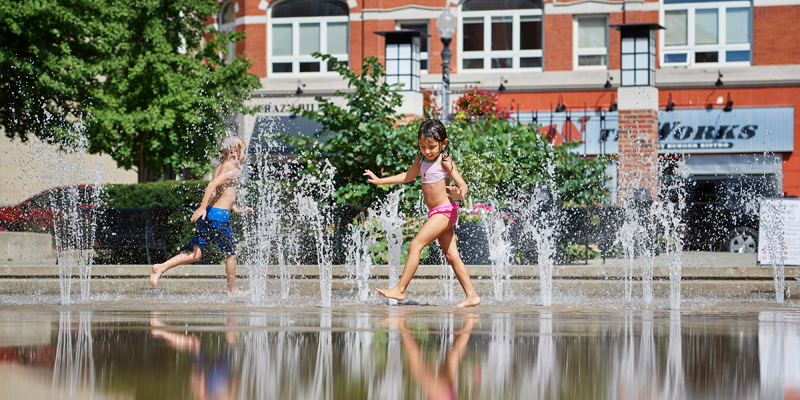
[97,181,245,265]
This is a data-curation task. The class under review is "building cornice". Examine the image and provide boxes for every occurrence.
[252,65,800,97]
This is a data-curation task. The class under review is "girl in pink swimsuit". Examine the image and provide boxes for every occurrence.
[363,119,480,307]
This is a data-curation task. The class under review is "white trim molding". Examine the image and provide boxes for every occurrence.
[753,0,800,6]
[359,6,444,20]
[546,0,659,15]
[237,15,267,25]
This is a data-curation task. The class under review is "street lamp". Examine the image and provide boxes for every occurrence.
[437,5,456,122]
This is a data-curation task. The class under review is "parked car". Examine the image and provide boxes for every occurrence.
[665,175,781,253]
[0,185,95,232]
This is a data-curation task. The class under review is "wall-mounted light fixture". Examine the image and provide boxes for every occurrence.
[555,95,567,112]
[296,80,305,95]
[666,92,675,112]
[499,76,508,92]
[715,71,724,87]
[723,92,734,112]
[609,93,618,112]
[604,73,613,89]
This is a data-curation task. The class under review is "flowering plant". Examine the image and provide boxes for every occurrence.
[422,88,442,120]
[458,202,516,224]
[453,86,512,120]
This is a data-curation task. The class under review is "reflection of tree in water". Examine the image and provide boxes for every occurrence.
[52,311,95,399]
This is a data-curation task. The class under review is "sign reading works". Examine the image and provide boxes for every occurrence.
[515,106,794,155]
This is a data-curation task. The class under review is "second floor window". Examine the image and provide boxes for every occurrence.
[662,0,751,66]
[219,2,237,63]
[459,0,543,71]
[269,0,349,75]
[574,16,608,69]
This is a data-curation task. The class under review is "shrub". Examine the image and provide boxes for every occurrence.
[97,181,244,264]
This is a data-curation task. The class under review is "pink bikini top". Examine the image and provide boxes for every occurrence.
[420,156,451,184]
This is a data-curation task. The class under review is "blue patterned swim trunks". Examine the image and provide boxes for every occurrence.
[188,206,237,256]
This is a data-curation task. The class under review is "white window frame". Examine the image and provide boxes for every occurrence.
[457,6,544,72]
[573,15,609,70]
[268,11,349,76]
[396,20,429,75]
[660,1,752,68]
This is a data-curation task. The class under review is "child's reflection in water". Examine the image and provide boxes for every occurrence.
[383,313,478,400]
[149,312,239,400]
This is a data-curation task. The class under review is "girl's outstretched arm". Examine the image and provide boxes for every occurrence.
[442,157,468,200]
[363,155,421,185]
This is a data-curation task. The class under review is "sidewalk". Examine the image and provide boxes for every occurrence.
[1,252,797,299]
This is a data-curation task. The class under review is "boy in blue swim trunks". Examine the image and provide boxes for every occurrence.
[149,136,252,296]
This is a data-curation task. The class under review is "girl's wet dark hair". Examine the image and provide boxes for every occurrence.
[417,119,450,160]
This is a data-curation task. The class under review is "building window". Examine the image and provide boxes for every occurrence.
[574,16,608,69]
[269,0,349,75]
[398,22,429,74]
[219,2,237,63]
[459,0,543,71]
[662,1,751,66]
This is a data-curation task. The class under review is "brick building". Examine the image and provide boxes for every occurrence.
[212,0,799,198]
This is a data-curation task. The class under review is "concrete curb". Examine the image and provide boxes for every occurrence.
[1,262,797,298]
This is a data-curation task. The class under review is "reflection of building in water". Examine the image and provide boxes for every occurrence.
[759,312,800,399]
[52,311,95,399]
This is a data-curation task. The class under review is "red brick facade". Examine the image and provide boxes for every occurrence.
[543,14,573,72]
[617,109,660,200]
[222,0,800,78]
[218,0,800,197]
[753,5,800,65]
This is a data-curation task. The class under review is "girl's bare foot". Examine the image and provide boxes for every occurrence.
[455,295,480,308]
[149,312,165,327]
[149,264,164,288]
[376,287,405,301]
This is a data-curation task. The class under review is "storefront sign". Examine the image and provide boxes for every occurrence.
[515,106,794,156]
[256,102,319,114]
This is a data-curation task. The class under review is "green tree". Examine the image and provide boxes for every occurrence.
[447,117,611,206]
[281,53,419,207]
[0,0,124,141]
[0,0,260,182]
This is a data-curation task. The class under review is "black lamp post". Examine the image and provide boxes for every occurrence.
[437,5,456,122]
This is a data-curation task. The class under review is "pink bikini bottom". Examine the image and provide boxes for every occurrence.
[427,202,459,227]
